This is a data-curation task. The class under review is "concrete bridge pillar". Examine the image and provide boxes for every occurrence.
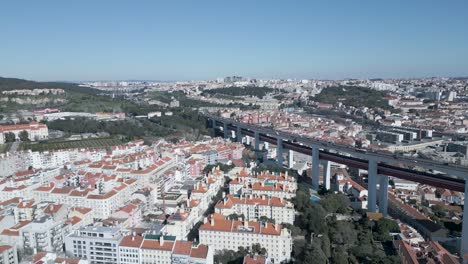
[254,131,260,150]
[367,159,378,212]
[223,123,228,138]
[277,137,283,166]
[236,126,242,142]
[246,135,251,145]
[288,150,294,169]
[231,130,236,140]
[461,181,468,257]
[322,160,331,190]
[378,174,389,216]
[312,146,320,189]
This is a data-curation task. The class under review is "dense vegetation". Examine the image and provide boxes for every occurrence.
[149,90,260,110]
[0,77,125,113]
[47,108,210,141]
[290,183,401,264]
[0,77,99,94]
[314,86,391,109]
[202,86,280,98]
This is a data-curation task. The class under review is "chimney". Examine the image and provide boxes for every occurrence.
[203,217,208,224]
[159,235,164,246]
[275,223,280,231]
[222,192,226,198]
[210,218,215,226]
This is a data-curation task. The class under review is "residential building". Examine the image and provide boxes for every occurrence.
[21,216,65,252]
[215,194,295,224]
[64,226,122,264]
[199,214,292,263]
[0,245,18,264]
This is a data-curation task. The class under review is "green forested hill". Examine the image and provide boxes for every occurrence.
[314,86,391,109]
[0,77,99,94]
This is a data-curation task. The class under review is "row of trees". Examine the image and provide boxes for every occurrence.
[3,130,29,142]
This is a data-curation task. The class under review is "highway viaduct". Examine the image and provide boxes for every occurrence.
[203,114,468,256]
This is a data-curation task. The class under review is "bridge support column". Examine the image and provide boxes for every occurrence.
[223,123,228,138]
[254,131,260,150]
[277,138,283,166]
[246,135,251,145]
[461,181,468,257]
[288,150,294,169]
[231,130,235,140]
[236,127,242,143]
[367,160,378,213]
[322,160,331,190]
[312,146,320,189]
[378,175,389,216]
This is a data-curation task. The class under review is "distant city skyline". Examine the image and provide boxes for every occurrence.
[1,0,467,81]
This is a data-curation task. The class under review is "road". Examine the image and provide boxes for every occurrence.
[8,141,20,153]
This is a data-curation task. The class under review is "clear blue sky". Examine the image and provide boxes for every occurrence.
[1,0,467,81]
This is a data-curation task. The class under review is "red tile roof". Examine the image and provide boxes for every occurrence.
[119,235,144,248]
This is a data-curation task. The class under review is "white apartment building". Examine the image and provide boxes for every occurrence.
[0,245,18,264]
[118,234,213,264]
[0,122,48,143]
[215,194,295,224]
[64,226,122,264]
[66,228,213,264]
[165,210,197,241]
[199,215,292,263]
[33,178,139,219]
[21,216,66,252]
[248,182,295,199]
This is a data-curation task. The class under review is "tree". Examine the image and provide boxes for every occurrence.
[373,218,399,242]
[258,216,275,224]
[251,243,267,255]
[320,193,350,214]
[319,234,331,259]
[431,204,447,218]
[4,132,15,142]
[331,247,349,264]
[303,243,327,264]
[282,223,303,237]
[19,130,29,141]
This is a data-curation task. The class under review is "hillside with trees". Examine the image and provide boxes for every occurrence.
[0,77,120,113]
[202,86,280,98]
[0,77,99,94]
[314,86,391,109]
